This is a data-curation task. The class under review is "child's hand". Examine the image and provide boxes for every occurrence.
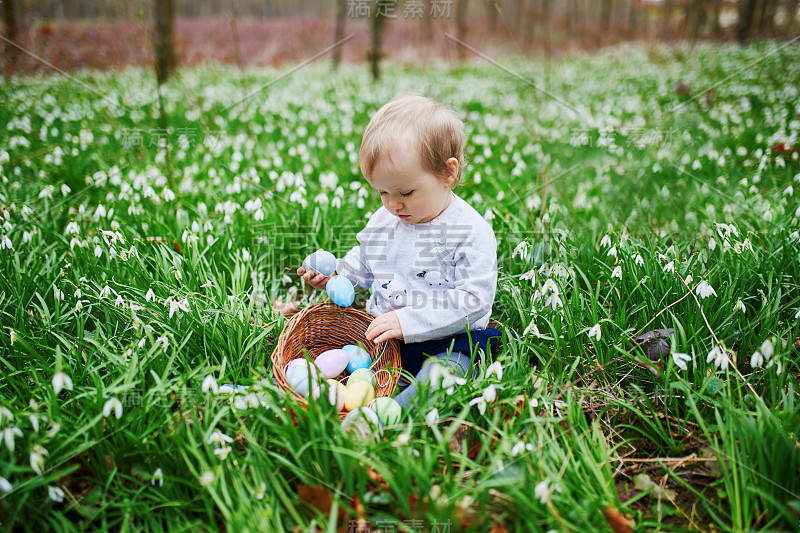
[365,311,403,344]
[297,266,331,290]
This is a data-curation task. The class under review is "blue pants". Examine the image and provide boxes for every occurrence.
[394,351,475,408]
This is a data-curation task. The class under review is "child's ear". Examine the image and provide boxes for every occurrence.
[444,157,459,185]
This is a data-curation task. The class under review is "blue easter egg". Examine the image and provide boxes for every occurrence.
[326,275,355,307]
[302,250,337,277]
[343,345,372,373]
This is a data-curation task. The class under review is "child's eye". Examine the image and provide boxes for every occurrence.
[401,191,413,197]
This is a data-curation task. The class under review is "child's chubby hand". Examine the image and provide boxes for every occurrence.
[365,311,403,345]
[297,266,331,290]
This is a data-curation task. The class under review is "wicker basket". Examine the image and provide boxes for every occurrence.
[271,303,402,418]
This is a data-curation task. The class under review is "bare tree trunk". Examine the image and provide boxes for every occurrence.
[369,1,391,81]
[332,0,346,69]
[3,0,18,77]
[758,0,778,35]
[628,0,638,38]
[422,0,432,41]
[687,0,703,40]
[601,0,614,32]
[542,0,552,57]
[737,0,758,43]
[662,0,676,38]
[456,0,469,58]
[794,0,800,35]
[486,0,497,32]
[711,0,723,36]
[155,0,176,84]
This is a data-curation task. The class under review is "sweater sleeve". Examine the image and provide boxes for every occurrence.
[393,224,498,343]
[335,211,387,290]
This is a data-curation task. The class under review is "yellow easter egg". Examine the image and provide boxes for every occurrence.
[344,381,375,411]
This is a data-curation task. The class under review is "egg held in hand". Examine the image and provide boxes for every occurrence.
[302,250,337,277]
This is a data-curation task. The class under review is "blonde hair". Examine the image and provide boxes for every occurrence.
[359,94,465,186]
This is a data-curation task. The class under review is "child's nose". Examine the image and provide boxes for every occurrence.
[389,199,403,210]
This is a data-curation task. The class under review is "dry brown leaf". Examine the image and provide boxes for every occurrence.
[297,485,333,515]
[603,506,634,533]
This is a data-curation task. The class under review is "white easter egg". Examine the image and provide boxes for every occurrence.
[285,362,320,398]
[302,250,337,276]
[341,407,382,438]
[314,348,350,379]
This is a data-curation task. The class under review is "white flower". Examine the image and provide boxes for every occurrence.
[0,406,12,424]
[519,269,535,282]
[706,345,729,371]
[607,246,617,257]
[425,408,439,427]
[99,285,111,298]
[145,288,155,302]
[61,184,71,196]
[201,280,214,288]
[242,249,251,262]
[600,234,612,248]
[152,468,164,487]
[512,241,529,259]
[684,275,693,285]
[103,397,123,419]
[751,350,764,368]
[202,375,219,394]
[47,485,64,503]
[544,292,563,310]
[695,280,717,299]
[394,432,411,446]
[634,254,644,266]
[510,441,526,456]
[52,372,73,394]
[766,357,783,375]
[469,395,487,415]
[207,430,234,445]
[214,446,233,460]
[1,234,12,250]
[114,294,125,308]
[74,288,82,298]
[53,286,63,300]
[30,444,48,475]
[3,426,22,452]
[0,476,12,493]
[9,330,16,345]
[588,323,601,341]
[65,222,80,235]
[94,245,102,258]
[611,265,622,279]
[163,188,176,202]
[734,299,745,313]
[74,300,84,313]
[795,307,800,320]
[255,482,266,500]
[155,335,169,351]
[663,261,675,273]
[760,338,774,360]
[534,480,561,504]
[486,361,503,381]
[39,185,55,199]
[167,297,189,319]
[198,471,215,486]
[522,319,540,338]
[482,384,497,403]
[783,186,793,196]
[672,352,692,371]
[541,279,559,295]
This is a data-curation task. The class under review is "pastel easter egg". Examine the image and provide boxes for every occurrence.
[286,363,320,398]
[368,397,402,426]
[348,367,376,387]
[341,407,382,438]
[343,345,371,373]
[343,380,375,411]
[326,378,346,411]
[326,275,355,307]
[302,250,337,277]
[314,348,350,379]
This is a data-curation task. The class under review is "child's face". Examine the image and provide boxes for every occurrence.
[367,141,457,225]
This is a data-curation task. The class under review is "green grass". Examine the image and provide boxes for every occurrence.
[1,41,799,531]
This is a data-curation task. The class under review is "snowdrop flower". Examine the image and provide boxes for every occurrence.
[145,288,155,302]
[1,234,13,250]
[207,430,234,446]
[634,254,644,266]
[588,323,601,341]
[684,275,693,285]
[114,294,125,308]
[534,480,561,504]
[99,285,111,298]
[663,261,675,273]
[708,238,716,251]
[0,406,12,424]
[155,335,169,351]
[795,307,800,320]
[522,319,540,338]
[39,185,55,199]
[103,397,123,419]
[541,279,559,295]
[94,245,102,258]
[672,352,692,371]
[0,476,12,493]
[201,280,214,288]
[394,432,411,446]
[519,269,535,282]
[166,297,189,319]
[30,414,39,432]
[202,375,219,394]
[611,265,622,279]
[695,280,717,299]
[61,184,71,196]
[163,188,176,202]
[74,300,85,313]
[706,345,730,371]
[52,372,73,394]
[482,384,497,403]
[510,441,526,456]
[766,357,782,375]
[783,186,793,196]
[214,446,232,460]
[198,471,215,486]
[3,426,22,452]
[468,395,488,415]
[750,349,764,368]
[486,361,503,381]
[242,249,251,262]
[30,444,48,475]
[600,234,612,248]
[255,482,266,500]
[544,291,563,310]
[47,485,64,503]
[607,246,617,257]
[512,241,529,259]
[9,330,16,345]
[53,286,63,300]
[65,222,80,235]
[734,299,746,313]
[425,408,439,427]
[152,468,164,487]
